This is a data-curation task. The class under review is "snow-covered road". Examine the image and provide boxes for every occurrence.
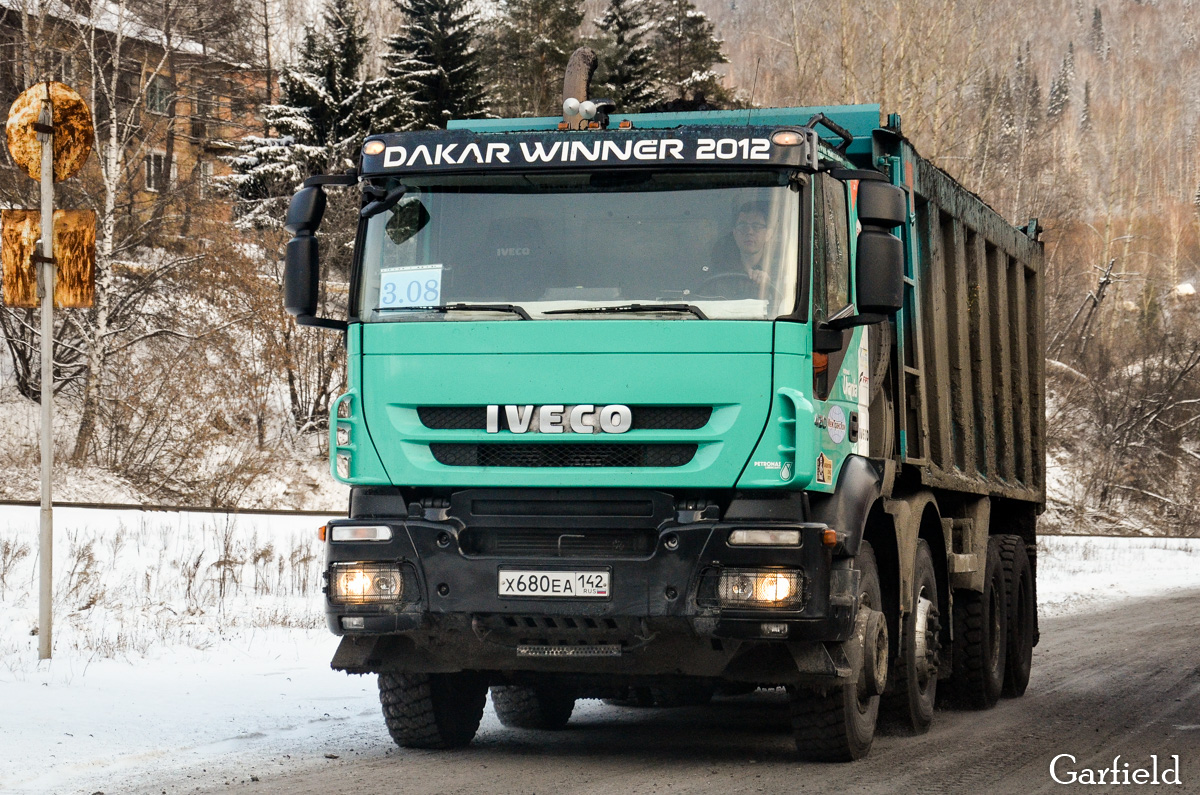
[0,507,1196,794]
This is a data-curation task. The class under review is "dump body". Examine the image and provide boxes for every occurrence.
[895,145,1045,504]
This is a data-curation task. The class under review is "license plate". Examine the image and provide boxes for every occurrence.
[498,569,610,599]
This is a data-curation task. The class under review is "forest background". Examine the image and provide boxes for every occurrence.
[0,0,1197,537]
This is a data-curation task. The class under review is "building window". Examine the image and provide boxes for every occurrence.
[198,160,213,197]
[146,75,173,114]
[145,152,175,192]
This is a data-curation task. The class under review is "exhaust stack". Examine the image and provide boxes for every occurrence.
[562,47,615,130]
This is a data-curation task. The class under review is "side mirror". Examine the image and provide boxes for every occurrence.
[283,184,347,330]
[856,229,904,315]
[285,185,326,234]
[284,234,319,317]
[855,180,905,316]
[856,179,906,227]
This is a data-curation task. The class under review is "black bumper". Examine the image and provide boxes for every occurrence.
[322,489,857,675]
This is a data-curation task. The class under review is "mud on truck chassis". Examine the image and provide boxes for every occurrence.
[282,53,1045,761]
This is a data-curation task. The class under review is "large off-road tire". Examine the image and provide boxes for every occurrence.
[649,681,715,708]
[490,685,576,730]
[378,671,487,749]
[790,542,883,762]
[997,534,1035,697]
[949,537,1007,709]
[882,539,941,734]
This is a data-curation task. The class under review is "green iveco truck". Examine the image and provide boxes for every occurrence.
[283,55,1044,761]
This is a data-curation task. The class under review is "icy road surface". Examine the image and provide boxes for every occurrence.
[0,507,1196,794]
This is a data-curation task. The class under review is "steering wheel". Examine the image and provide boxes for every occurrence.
[695,271,758,299]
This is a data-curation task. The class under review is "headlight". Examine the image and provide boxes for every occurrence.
[717,568,804,608]
[330,562,404,604]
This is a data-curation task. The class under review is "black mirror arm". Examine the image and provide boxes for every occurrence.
[303,169,358,188]
[296,315,349,331]
[360,185,408,219]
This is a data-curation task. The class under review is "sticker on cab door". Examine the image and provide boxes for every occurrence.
[826,405,847,444]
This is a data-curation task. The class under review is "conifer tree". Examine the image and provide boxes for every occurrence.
[1047,48,1073,123]
[226,0,371,228]
[1089,7,1107,58]
[593,0,657,112]
[374,0,490,131]
[490,0,584,117]
[649,0,729,104]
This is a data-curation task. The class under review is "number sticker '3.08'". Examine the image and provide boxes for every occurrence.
[380,264,443,308]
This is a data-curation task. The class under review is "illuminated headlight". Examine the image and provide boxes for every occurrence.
[331,525,392,542]
[336,424,351,446]
[728,529,801,546]
[718,569,804,608]
[336,453,351,478]
[330,562,404,604]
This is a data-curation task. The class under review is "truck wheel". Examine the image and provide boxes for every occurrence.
[378,671,487,749]
[649,681,715,707]
[883,539,941,734]
[491,685,576,730]
[997,535,1034,697]
[949,537,1007,709]
[789,542,882,762]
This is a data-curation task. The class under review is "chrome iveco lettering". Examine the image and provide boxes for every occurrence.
[485,404,632,434]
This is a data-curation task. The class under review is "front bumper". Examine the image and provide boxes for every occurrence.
[322,493,858,677]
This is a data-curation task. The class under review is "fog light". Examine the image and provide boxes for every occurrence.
[336,453,351,478]
[728,529,801,546]
[336,424,350,446]
[717,569,803,608]
[331,525,392,542]
[330,562,404,604]
[363,140,385,156]
[760,622,789,637]
[341,616,365,629]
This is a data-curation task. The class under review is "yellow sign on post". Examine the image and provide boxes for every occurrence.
[5,81,93,182]
[1,209,96,308]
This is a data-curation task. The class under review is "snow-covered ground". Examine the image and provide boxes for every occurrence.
[0,507,1197,794]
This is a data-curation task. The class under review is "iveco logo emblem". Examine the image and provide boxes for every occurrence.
[496,247,531,257]
[486,405,632,434]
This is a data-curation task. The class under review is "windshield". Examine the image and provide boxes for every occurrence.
[356,170,799,321]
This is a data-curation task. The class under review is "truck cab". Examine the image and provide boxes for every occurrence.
[284,75,1043,761]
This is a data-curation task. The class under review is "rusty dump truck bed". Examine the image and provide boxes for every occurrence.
[879,134,1045,507]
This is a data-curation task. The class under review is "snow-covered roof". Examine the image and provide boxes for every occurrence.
[0,0,216,59]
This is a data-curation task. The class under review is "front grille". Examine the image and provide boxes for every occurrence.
[459,527,657,558]
[418,406,487,429]
[417,405,712,431]
[430,443,697,468]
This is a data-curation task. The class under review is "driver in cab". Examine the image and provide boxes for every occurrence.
[701,202,773,297]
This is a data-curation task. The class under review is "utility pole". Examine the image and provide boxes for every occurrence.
[36,85,55,660]
[2,80,95,661]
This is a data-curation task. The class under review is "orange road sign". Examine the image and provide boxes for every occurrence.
[1,209,96,308]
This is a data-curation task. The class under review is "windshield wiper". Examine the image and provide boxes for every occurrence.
[543,303,709,320]
[375,303,532,320]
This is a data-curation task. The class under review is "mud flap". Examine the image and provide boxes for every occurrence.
[331,636,382,673]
